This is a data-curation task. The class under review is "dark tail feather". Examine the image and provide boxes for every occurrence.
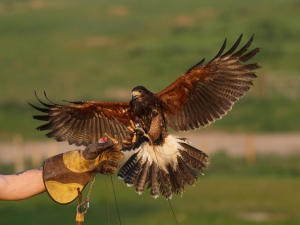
[135,160,150,194]
[118,135,208,199]
[158,169,172,199]
[178,142,208,174]
[179,150,206,173]
[149,162,159,198]
[167,165,184,195]
[177,157,198,185]
[124,158,142,186]
[179,142,208,164]
[117,152,139,179]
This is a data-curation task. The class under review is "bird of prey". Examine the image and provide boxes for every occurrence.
[29,34,260,199]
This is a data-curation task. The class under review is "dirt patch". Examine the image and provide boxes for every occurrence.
[1,133,299,166]
[238,211,289,222]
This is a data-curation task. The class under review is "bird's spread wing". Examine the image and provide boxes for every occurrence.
[29,92,134,146]
[156,34,261,131]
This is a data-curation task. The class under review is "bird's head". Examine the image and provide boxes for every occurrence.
[131,86,151,100]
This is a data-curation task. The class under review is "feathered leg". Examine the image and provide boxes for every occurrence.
[134,160,150,195]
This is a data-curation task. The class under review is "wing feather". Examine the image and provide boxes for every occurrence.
[157,35,261,131]
[29,94,134,146]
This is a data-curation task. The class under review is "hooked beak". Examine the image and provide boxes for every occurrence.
[132,91,141,99]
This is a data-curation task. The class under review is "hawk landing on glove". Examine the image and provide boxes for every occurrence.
[29,34,260,199]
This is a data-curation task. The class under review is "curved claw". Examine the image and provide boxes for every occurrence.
[121,120,152,147]
[122,120,139,146]
[103,132,119,144]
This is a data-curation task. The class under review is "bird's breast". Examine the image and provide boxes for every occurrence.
[130,98,163,132]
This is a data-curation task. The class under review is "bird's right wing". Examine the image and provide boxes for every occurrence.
[156,35,260,131]
[29,92,134,146]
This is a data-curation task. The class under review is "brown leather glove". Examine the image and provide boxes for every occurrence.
[43,139,124,204]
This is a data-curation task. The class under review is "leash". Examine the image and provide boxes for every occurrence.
[75,177,96,225]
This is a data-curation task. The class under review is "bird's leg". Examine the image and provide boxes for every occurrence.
[135,126,153,145]
[121,120,153,148]
[120,120,151,147]
[147,115,162,145]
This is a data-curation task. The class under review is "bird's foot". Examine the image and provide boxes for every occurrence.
[121,120,137,146]
[121,120,149,147]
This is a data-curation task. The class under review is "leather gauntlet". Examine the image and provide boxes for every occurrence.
[43,140,124,204]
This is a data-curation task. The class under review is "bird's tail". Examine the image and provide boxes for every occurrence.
[117,135,208,199]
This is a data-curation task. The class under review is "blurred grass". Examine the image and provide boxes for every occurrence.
[209,97,300,133]
[2,0,300,103]
[0,0,300,141]
[1,1,300,224]
[209,151,300,176]
[1,176,299,225]
[1,152,300,225]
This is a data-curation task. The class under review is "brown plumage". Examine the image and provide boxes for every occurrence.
[30,35,260,198]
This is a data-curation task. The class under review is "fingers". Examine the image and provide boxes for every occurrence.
[82,141,114,160]
[96,159,121,175]
[95,150,124,174]
[102,150,124,161]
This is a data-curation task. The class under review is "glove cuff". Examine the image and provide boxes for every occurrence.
[43,150,96,204]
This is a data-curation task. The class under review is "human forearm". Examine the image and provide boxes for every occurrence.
[0,168,45,200]
[0,139,123,202]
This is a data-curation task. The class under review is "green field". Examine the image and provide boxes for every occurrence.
[1,176,300,225]
[0,0,300,141]
[0,1,300,224]
[1,153,300,225]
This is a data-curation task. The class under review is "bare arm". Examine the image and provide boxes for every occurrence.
[0,168,46,200]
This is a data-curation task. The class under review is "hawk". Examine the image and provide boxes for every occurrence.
[29,35,260,199]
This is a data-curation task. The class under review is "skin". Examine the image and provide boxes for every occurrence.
[0,114,126,201]
[0,142,119,201]
[0,168,45,200]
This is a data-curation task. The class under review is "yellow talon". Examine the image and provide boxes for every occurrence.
[104,132,119,144]
[132,133,137,143]
[122,140,132,145]
[127,126,134,133]
[130,120,135,129]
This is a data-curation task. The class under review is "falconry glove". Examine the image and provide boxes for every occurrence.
[43,139,124,204]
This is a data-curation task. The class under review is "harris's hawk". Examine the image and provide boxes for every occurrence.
[29,35,260,199]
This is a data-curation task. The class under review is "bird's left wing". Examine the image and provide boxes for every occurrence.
[29,92,134,146]
[156,34,261,132]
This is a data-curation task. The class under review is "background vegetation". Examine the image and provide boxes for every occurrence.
[1,152,300,225]
[0,0,299,224]
[0,0,300,141]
